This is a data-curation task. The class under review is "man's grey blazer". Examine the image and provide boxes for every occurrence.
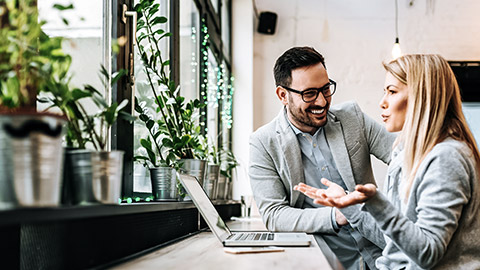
[249,101,396,242]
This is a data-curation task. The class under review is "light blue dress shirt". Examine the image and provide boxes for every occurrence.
[288,121,373,270]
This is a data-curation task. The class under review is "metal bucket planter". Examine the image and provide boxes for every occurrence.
[62,149,96,205]
[150,167,177,201]
[215,173,227,200]
[204,164,219,199]
[91,150,124,204]
[178,159,206,186]
[0,113,65,208]
[178,159,206,201]
[225,178,233,200]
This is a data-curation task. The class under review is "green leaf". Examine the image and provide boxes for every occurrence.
[71,89,92,100]
[152,16,168,25]
[111,69,127,85]
[53,4,74,11]
[61,17,69,26]
[146,119,155,129]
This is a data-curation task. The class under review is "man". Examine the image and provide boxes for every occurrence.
[249,47,396,270]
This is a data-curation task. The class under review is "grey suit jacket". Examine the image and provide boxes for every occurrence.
[249,101,396,240]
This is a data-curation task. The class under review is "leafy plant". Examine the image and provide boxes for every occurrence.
[133,0,206,166]
[40,66,134,151]
[0,0,71,110]
[219,148,238,178]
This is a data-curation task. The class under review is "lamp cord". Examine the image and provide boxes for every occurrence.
[395,0,399,40]
[252,0,259,19]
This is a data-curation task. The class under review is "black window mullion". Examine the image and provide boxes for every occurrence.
[112,0,135,199]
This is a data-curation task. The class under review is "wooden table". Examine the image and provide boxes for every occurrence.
[112,218,336,270]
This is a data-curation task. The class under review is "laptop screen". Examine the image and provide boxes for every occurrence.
[178,173,232,241]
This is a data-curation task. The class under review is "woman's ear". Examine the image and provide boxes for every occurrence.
[276,86,288,106]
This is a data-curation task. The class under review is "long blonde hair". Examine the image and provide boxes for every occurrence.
[384,54,480,198]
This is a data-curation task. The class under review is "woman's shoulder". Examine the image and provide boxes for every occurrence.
[429,138,472,158]
[424,138,476,173]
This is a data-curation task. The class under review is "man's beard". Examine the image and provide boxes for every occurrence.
[287,96,329,129]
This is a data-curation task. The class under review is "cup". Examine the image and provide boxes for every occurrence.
[240,195,253,218]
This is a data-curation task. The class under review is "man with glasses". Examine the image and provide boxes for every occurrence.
[249,47,396,270]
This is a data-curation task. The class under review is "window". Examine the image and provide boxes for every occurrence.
[133,0,170,195]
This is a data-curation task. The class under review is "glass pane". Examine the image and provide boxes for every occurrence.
[37,0,111,149]
[179,0,200,102]
[221,0,230,58]
[220,62,232,152]
[463,103,480,145]
[133,0,170,193]
[38,0,105,108]
[206,49,219,150]
[211,0,219,14]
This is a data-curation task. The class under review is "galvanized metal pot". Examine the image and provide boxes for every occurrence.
[91,150,124,204]
[178,159,206,201]
[178,159,206,186]
[62,149,96,205]
[204,164,219,199]
[0,113,65,208]
[215,173,227,200]
[150,167,177,201]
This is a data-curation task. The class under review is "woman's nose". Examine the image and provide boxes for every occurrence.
[379,94,387,109]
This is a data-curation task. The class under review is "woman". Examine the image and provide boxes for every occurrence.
[294,54,480,269]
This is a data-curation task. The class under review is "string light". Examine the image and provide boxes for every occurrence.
[198,20,235,131]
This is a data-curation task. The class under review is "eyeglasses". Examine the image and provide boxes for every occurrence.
[280,79,337,103]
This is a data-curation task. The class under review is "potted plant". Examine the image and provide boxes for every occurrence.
[204,141,220,199]
[133,0,207,199]
[0,0,70,208]
[217,148,238,200]
[42,64,131,205]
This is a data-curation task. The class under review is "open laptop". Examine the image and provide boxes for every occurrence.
[178,173,311,247]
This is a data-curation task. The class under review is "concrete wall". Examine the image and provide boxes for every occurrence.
[232,0,480,198]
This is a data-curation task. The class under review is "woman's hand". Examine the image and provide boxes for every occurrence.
[294,178,377,208]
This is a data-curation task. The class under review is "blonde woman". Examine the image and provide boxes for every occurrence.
[294,54,480,269]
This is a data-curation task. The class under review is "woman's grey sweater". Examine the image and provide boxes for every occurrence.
[363,138,480,270]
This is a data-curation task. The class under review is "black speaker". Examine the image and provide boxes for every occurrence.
[257,12,277,35]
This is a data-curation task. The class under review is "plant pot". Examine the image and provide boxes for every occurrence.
[0,113,65,208]
[178,159,206,186]
[225,178,233,200]
[178,159,206,201]
[204,164,219,199]
[62,148,96,205]
[150,167,177,201]
[215,174,227,200]
[91,150,124,204]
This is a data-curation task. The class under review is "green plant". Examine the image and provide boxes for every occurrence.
[0,0,71,110]
[133,0,206,166]
[40,65,133,151]
[220,148,238,178]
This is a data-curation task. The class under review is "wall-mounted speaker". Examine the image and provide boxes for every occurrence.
[257,12,277,35]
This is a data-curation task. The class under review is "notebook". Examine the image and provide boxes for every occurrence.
[178,173,311,247]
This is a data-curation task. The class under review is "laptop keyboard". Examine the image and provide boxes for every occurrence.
[229,232,274,241]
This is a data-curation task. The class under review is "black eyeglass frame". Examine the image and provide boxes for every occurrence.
[279,79,337,103]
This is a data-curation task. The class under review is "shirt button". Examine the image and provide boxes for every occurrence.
[321,167,326,171]
[313,144,317,147]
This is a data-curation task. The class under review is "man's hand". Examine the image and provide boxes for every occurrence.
[294,178,377,208]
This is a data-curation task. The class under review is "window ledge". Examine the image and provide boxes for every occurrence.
[0,200,240,227]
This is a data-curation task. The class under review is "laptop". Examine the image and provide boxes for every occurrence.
[178,173,311,247]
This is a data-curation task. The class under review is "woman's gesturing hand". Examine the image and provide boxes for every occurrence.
[294,178,377,208]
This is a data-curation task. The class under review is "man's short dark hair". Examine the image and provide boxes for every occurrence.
[273,47,326,87]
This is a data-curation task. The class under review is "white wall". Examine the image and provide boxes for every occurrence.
[232,0,480,194]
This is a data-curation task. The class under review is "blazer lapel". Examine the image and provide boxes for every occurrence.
[324,115,356,191]
[276,109,305,207]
